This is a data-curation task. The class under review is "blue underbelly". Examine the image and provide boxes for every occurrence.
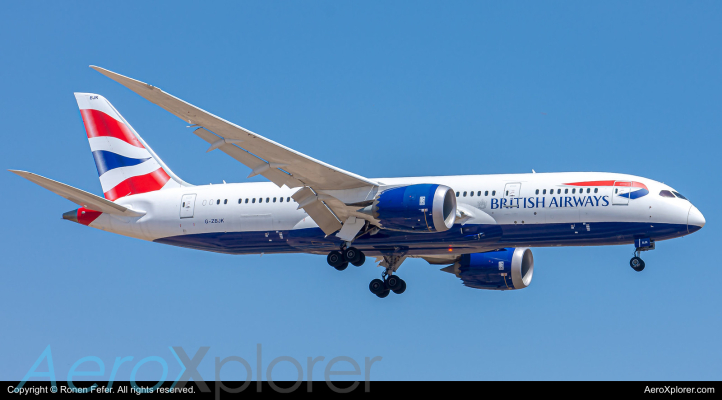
[152,222,690,255]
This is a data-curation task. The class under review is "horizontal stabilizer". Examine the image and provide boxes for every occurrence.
[9,170,145,217]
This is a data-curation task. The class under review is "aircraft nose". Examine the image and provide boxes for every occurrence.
[687,205,705,233]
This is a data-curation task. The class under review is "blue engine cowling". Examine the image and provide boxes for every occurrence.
[442,248,534,290]
[365,184,457,232]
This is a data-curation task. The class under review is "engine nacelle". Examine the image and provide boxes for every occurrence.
[443,248,534,290]
[365,184,456,232]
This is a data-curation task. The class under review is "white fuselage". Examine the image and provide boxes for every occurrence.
[82,172,702,257]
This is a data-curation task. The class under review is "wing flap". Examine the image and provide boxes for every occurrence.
[292,187,343,235]
[9,170,145,217]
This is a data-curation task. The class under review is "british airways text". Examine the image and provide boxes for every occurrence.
[490,196,610,209]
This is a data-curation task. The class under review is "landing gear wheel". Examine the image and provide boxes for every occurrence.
[344,247,361,264]
[630,256,645,272]
[327,251,344,268]
[334,262,348,271]
[376,290,390,298]
[351,252,366,267]
[392,279,406,294]
[387,275,403,291]
[369,279,386,295]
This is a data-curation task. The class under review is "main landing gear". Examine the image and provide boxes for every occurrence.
[369,272,407,298]
[369,255,407,298]
[327,246,366,271]
[327,246,408,298]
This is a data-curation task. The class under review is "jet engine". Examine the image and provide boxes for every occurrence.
[363,184,456,232]
[442,248,534,290]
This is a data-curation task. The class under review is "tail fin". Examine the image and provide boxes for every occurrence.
[74,93,188,201]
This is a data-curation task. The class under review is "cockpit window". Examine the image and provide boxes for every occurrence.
[672,191,688,200]
[659,190,675,198]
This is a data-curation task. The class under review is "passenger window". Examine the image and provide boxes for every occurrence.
[572,189,576,194]
[463,191,467,197]
[245,199,249,204]
[485,191,488,196]
[258,198,262,203]
[557,189,561,194]
[266,198,270,203]
[273,197,277,202]
[280,197,284,202]
[565,189,568,194]
[202,200,207,206]
[659,190,675,198]
[594,188,598,193]
[217,199,221,205]
[287,197,291,202]
[672,191,688,200]
[238,199,242,204]
[477,191,481,196]
[470,191,474,197]
[535,189,539,195]
[492,190,496,196]
[543,189,546,195]
[587,188,590,193]
[615,189,618,194]
[456,192,460,197]
[252,198,256,203]
[224,199,227,204]
[505,191,509,196]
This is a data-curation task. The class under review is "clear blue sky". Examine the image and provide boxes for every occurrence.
[1,1,720,382]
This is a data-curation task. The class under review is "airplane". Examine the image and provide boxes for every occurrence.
[10,66,706,298]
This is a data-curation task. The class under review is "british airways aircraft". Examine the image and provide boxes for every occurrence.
[11,66,705,298]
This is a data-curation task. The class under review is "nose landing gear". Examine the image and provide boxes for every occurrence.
[630,254,645,272]
[629,238,654,272]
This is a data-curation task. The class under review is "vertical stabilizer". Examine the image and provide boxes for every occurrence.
[74,93,189,201]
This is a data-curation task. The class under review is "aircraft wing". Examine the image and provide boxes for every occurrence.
[9,170,145,217]
[90,66,378,191]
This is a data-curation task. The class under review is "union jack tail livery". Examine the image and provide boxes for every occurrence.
[74,93,185,201]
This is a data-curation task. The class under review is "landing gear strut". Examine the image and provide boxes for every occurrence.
[327,246,365,271]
